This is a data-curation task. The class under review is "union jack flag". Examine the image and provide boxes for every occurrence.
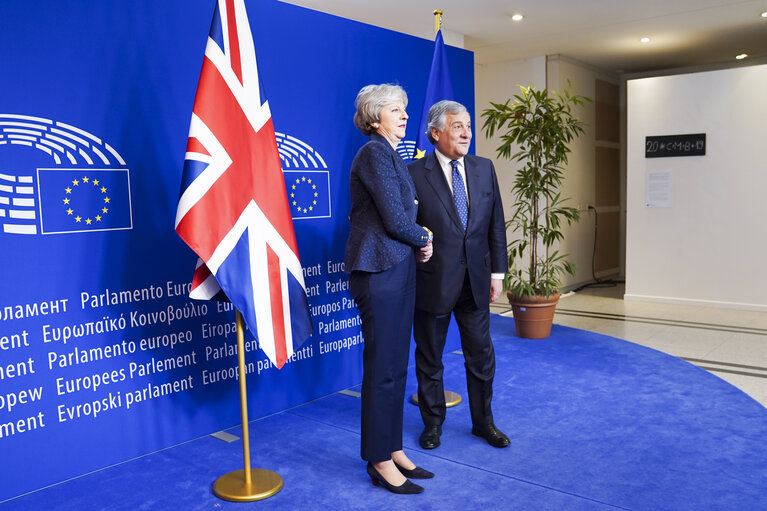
[175,0,312,369]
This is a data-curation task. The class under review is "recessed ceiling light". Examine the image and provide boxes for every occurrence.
[640,37,650,43]
[736,53,748,59]
[511,14,524,21]
[761,11,767,17]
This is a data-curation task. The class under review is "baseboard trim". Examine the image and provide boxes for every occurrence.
[623,293,767,313]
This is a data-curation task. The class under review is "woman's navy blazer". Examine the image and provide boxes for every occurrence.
[345,133,429,273]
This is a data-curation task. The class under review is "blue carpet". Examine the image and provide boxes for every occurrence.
[4,315,767,510]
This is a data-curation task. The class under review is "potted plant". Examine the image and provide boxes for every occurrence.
[481,84,589,338]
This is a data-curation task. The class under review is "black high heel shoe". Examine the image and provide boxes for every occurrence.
[393,461,434,479]
[366,462,424,494]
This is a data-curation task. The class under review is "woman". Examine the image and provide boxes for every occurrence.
[345,84,434,494]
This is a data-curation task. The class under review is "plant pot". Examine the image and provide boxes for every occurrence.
[508,292,560,339]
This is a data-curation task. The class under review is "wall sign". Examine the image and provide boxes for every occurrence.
[645,133,706,158]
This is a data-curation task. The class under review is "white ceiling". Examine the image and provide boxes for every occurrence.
[279,0,767,74]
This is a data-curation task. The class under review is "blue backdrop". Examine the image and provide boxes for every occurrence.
[0,0,474,500]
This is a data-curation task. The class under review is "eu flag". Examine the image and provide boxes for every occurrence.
[413,30,454,160]
[37,168,132,234]
[283,170,331,219]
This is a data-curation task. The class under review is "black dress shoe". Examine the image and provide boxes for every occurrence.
[471,423,510,448]
[393,461,434,479]
[419,425,441,450]
[366,463,424,494]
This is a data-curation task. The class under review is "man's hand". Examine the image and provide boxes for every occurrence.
[416,243,433,263]
[490,278,503,303]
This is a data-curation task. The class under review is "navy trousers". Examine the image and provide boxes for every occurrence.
[413,271,496,428]
[349,255,415,463]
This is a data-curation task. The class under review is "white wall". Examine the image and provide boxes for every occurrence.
[626,65,767,310]
[475,57,546,225]
[548,57,603,289]
[475,55,621,291]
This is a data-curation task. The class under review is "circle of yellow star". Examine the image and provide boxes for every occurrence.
[63,176,110,226]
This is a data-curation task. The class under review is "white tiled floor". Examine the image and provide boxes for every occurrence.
[491,282,767,408]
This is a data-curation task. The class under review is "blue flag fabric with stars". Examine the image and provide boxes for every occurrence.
[37,168,132,234]
[282,170,331,219]
[413,30,454,160]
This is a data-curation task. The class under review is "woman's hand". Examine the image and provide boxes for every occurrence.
[416,242,433,263]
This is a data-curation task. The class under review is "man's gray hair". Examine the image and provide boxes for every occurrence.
[353,84,408,135]
[426,100,468,144]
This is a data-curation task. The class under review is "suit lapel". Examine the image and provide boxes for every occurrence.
[423,152,464,230]
[464,156,482,229]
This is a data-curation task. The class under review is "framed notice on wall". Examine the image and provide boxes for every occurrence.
[645,133,706,158]
[646,170,673,208]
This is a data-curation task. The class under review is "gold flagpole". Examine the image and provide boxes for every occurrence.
[412,9,462,410]
[213,310,283,502]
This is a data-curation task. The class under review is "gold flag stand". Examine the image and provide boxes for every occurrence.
[213,310,283,502]
[410,8,462,412]
[411,390,462,408]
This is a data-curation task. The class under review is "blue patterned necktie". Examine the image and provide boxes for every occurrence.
[451,159,468,230]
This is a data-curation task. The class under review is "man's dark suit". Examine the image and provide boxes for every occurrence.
[408,151,507,429]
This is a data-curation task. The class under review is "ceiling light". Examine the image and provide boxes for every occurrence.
[761,11,767,17]
[736,53,748,59]
[640,37,650,43]
[511,14,524,21]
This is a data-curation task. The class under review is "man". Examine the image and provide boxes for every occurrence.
[408,100,509,449]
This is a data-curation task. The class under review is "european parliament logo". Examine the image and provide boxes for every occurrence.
[275,132,331,220]
[396,139,419,161]
[0,114,132,235]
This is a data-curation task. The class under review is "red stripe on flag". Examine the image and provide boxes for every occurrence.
[186,137,209,156]
[267,245,288,368]
[177,0,312,371]
[191,262,212,290]
[225,0,242,85]
[176,56,298,261]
